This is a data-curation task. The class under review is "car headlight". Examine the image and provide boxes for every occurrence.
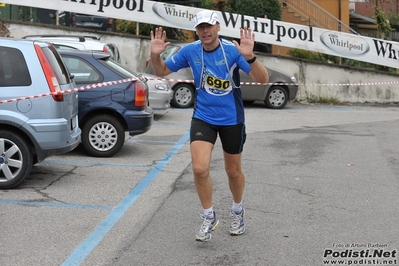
[155,83,171,91]
[291,76,297,83]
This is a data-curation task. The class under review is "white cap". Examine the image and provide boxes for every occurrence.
[193,10,220,28]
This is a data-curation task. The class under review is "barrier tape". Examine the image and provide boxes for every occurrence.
[1,76,399,105]
[146,77,399,87]
[0,78,137,105]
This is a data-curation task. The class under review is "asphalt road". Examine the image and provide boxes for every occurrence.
[1,102,399,266]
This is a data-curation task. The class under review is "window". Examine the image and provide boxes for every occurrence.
[0,47,31,87]
[62,56,101,84]
[161,45,181,61]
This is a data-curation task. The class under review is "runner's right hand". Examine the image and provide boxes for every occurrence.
[150,27,171,56]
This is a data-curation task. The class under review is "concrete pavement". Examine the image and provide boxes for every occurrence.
[104,104,399,266]
[1,103,399,266]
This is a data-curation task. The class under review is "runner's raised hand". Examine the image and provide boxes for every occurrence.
[150,27,171,56]
[232,27,255,59]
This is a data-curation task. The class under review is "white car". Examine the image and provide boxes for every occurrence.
[140,73,174,111]
[22,35,121,63]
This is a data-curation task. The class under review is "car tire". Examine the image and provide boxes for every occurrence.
[0,130,33,189]
[171,83,195,108]
[265,86,288,109]
[81,114,125,157]
[243,100,255,105]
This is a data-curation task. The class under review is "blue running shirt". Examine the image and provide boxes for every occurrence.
[165,39,252,126]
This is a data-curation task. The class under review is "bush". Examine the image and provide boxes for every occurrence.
[288,48,397,73]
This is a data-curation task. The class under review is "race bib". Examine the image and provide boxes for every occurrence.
[203,74,233,96]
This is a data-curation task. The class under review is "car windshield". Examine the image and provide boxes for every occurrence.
[102,59,147,82]
[161,45,181,60]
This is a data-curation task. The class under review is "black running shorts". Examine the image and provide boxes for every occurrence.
[190,118,246,154]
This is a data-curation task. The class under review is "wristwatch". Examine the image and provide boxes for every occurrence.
[246,56,257,64]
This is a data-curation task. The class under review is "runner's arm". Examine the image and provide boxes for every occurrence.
[247,55,269,84]
[151,55,173,77]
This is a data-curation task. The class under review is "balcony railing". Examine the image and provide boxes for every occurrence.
[283,0,358,34]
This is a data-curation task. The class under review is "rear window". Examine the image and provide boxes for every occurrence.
[104,60,139,78]
[40,45,72,85]
[99,59,147,83]
[62,56,101,84]
[0,47,31,87]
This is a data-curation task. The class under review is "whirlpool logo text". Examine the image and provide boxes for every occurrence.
[320,32,370,56]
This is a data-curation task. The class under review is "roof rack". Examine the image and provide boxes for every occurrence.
[22,35,100,42]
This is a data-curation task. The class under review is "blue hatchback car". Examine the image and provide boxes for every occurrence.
[59,49,153,157]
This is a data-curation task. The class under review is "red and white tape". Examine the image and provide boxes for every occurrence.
[0,78,137,105]
[146,77,399,87]
[1,77,399,105]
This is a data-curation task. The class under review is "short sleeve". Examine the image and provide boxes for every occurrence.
[165,46,190,73]
[237,53,251,75]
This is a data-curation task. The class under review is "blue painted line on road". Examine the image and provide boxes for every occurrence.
[317,104,353,112]
[0,199,113,210]
[61,130,190,266]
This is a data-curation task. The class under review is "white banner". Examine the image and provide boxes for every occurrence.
[3,0,399,69]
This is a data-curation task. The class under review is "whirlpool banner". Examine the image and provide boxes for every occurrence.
[3,0,399,68]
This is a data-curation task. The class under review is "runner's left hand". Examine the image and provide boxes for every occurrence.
[233,27,255,60]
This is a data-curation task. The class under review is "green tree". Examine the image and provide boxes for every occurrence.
[373,5,392,39]
[367,0,397,35]
[388,13,399,31]
[225,0,282,21]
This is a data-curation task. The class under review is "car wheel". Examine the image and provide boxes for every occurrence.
[265,86,288,109]
[81,114,125,157]
[0,130,33,189]
[171,83,195,108]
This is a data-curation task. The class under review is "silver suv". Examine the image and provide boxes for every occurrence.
[0,38,81,189]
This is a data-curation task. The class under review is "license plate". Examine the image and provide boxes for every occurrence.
[83,22,101,27]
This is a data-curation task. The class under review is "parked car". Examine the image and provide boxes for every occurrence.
[240,65,299,109]
[58,49,156,157]
[70,12,111,32]
[22,35,121,63]
[140,72,173,111]
[23,35,169,105]
[45,11,111,31]
[106,42,122,63]
[0,38,81,189]
[145,43,299,109]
